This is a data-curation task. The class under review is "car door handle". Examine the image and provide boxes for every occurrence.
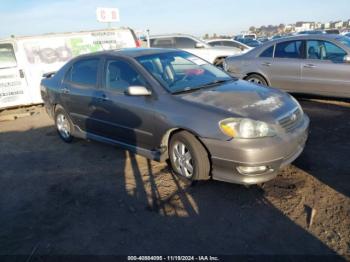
[62,87,70,94]
[261,62,271,67]
[303,64,316,68]
[97,94,109,102]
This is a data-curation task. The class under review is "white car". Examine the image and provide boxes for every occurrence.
[206,39,252,53]
[148,34,241,66]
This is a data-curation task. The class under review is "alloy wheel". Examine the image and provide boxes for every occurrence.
[56,113,71,139]
[172,142,194,178]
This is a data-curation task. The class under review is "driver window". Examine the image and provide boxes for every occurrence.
[105,59,147,93]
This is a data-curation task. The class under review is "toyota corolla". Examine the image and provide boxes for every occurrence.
[41,48,309,185]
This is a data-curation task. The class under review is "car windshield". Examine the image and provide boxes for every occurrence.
[136,51,233,93]
[337,36,350,49]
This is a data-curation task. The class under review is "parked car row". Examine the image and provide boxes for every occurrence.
[145,34,242,67]
[224,34,350,98]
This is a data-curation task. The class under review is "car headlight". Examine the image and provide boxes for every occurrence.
[219,118,276,139]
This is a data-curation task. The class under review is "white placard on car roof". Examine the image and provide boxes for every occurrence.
[96,8,120,23]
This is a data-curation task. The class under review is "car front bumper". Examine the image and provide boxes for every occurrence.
[200,115,310,185]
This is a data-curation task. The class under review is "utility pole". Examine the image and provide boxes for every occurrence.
[146,29,150,48]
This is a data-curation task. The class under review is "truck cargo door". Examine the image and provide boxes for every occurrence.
[0,43,29,109]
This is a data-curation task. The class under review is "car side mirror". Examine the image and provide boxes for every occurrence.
[343,55,350,63]
[125,86,152,96]
[195,42,205,48]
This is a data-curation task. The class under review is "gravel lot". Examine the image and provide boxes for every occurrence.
[0,98,349,259]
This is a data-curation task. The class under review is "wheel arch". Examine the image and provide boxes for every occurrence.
[160,127,212,162]
[244,72,270,86]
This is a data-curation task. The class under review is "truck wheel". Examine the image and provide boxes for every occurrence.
[55,107,74,143]
[169,131,210,181]
[245,74,268,86]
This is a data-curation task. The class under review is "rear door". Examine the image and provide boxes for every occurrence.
[0,43,29,109]
[60,57,105,133]
[301,40,350,97]
[267,40,304,92]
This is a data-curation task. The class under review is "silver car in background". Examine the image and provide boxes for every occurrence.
[148,34,241,66]
[224,34,350,98]
[206,39,252,52]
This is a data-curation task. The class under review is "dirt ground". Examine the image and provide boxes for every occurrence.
[0,98,349,259]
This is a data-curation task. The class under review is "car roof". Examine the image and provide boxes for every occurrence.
[76,48,181,59]
[242,34,350,57]
[267,34,343,44]
[207,39,237,42]
[149,34,198,39]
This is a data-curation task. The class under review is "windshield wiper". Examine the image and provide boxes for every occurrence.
[199,79,233,88]
[172,79,233,94]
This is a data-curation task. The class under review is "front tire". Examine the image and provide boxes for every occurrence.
[169,131,210,181]
[55,107,74,143]
[245,74,268,86]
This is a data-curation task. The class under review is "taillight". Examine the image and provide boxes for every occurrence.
[136,39,142,48]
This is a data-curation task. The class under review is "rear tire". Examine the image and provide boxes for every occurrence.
[169,131,210,181]
[245,74,268,86]
[55,107,74,143]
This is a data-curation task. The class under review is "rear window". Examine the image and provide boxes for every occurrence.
[69,58,99,86]
[337,36,350,49]
[175,37,197,48]
[150,38,175,48]
[0,44,17,69]
[208,41,221,46]
[260,45,274,58]
[275,41,303,59]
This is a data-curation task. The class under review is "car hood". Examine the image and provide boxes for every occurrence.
[179,80,299,122]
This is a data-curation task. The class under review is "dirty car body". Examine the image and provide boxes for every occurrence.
[41,48,309,185]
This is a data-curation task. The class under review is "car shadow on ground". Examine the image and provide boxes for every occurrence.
[0,123,345,258]
[295,98,350,198]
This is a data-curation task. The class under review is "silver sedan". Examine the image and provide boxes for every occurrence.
[224,34,350,98]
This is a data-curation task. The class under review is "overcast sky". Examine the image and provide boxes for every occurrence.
[0,0,349,38]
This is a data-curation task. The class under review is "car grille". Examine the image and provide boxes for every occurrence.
[278,108,303,132]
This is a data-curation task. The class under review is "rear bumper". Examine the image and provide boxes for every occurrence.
[200,115,309,185]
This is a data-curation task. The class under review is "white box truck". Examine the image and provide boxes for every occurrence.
[0,27,140,110]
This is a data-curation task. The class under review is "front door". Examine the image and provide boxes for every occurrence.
[301,40,350,97]
[0,43,29,109]
[95,57,156,150]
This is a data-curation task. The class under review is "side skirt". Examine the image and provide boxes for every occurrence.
[72,125,166,162]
